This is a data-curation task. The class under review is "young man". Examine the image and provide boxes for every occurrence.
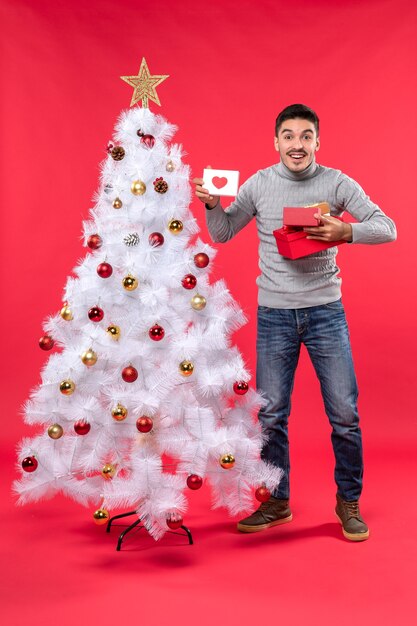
[193,104,396,542]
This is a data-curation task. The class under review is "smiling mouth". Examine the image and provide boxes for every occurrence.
[288,152,306,160]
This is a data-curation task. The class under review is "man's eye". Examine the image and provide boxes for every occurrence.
[303,135,312,140]
[284,135,292,140]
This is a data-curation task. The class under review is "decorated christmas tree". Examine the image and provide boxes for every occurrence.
[14,59,282,541]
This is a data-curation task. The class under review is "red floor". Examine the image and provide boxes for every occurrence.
[3,442,416,626]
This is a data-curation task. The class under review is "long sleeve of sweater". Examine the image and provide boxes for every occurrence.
[206,167,397,245]
[205,178,256,243]
[335,175,397,244]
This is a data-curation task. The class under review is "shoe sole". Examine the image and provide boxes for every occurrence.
[237,514,293,533]
[335,513,370,541]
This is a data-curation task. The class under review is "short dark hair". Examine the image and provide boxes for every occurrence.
[275,104,319,136]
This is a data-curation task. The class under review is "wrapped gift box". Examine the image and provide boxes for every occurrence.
[273,204,346,259]
[283,202,330,226]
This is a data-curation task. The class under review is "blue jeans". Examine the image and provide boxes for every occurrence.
[257,300,363,501]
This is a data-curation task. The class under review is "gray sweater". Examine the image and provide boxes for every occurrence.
[206,160,396,308]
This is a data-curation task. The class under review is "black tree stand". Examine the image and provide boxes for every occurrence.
[106,510,194,550]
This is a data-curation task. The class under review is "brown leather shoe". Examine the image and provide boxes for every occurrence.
[335,495,369,541]
[237,497,292,533]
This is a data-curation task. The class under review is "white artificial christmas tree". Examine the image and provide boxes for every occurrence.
[15,60,282,541]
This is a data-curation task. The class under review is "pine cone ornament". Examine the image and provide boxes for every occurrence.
[111,146,125,161]
[123,232,140,246]
[153,177,169,194]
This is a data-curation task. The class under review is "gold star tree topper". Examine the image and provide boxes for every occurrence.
[120,58,169,108]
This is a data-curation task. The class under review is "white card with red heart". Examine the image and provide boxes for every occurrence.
[203,168,240,196]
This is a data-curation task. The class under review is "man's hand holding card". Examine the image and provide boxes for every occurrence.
[193,167,240,209]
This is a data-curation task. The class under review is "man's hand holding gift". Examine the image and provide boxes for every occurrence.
[304,213,353,242]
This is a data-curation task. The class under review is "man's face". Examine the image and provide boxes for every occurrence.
[274,118,320,172]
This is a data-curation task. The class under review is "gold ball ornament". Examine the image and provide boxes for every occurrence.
[106,325,121,340]
[111,403,128,421]
[168,219,183,234]
[112,197,123,209]
[93,509,110,525]
[60,304,73,321]
[101,463,116,480]
[81,348,98,367]
[166,160,175,173]
[179,360,194,377]
[131,180,146,195]
[191,294,207,311]
[220,453,235,469]
[48,423,64,439]
[60,379,75,395]
[122,275,138,291]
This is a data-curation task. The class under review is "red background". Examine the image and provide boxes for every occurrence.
[1,1,416,624]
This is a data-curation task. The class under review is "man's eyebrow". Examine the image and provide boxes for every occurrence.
[280,128,314,134]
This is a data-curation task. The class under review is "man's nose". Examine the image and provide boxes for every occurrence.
[292,137,303,149]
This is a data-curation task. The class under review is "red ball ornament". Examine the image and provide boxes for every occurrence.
[149,324,165,341]
[141,134,155,148]
[97,262,113,278]
[148,232,164,247]
[22,456,38,472]
[87,234,102,250]
[88,306,104,322]
[187,474,203,490]
[166,515,183,530]
[136,416,153,433]
[233,381,249,395]
[74,420,91,435]
[194,252,209,268]
[39,335,54,351]
[182,274,197,290]
[122,365,138,383]
[255,486,271,503]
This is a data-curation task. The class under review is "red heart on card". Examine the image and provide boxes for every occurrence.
[212,176,228,189]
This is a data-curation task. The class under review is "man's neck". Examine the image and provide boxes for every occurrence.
[277,160,319,181]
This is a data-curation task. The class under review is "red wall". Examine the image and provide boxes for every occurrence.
[1,0,416,448]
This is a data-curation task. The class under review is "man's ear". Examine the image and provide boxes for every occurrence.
[315,138,320,152]
[274,136,280,152]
